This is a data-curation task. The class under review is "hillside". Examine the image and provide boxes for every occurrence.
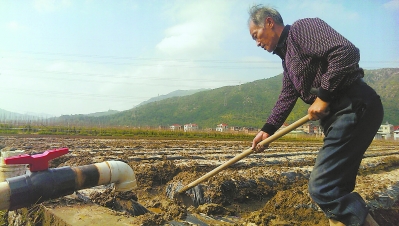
[55,68,399,128]
[0,108,53,121]
[362,68,399,125]
[136,89,209,107]
[86,110,120,117]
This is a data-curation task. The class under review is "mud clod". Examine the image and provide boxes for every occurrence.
[90,188,149,216]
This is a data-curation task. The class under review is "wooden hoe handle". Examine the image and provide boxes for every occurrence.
[178,115,310,193]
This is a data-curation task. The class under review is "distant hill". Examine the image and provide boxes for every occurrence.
[362,68,399,125]
[53,68,399,128]
[85,110,120,117]
[0,108,52,121]
[0,89,205,120]
[136,89,210,107]
[53,90,208,118]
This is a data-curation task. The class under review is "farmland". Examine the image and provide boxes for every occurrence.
[1,135,398,225]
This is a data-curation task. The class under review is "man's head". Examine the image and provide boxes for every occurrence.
[248,5,284,52]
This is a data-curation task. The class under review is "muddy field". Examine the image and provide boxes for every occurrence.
[1,135,399,226]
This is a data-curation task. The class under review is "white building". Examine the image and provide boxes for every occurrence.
[394,128,399,141]
[184,123,198,132]
[170,124,182,131]
[377,122,394,139]
[216,123,228,132]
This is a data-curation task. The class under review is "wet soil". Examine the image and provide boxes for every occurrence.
[1,136,399,225]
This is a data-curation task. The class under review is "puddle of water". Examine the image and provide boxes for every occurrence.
[147,207,163,213]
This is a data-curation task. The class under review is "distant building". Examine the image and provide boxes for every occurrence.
[376,122,394,139]
[243,127,257,133]
[170,124,182,131]
[184,123,198,132]
[300,123,313,134]
[158,125,168,130]
[230,126,241,132]
[216,123,228,132]
[290,122,323,136]
[394,126,399,141]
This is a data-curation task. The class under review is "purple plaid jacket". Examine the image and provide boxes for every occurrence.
[261,18,364,135]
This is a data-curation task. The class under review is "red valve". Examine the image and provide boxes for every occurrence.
[4,148,69,172]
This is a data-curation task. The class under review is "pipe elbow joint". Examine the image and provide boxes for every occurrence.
[96,161,137,192]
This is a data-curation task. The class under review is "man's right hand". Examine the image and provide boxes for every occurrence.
[252,131,270,153]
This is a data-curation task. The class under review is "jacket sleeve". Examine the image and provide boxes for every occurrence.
[262,71,298,135]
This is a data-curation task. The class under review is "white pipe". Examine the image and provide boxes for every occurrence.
[0,182,10,210]
[95,161,137,192]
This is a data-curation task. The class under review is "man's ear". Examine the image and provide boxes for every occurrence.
[264,17,274,28]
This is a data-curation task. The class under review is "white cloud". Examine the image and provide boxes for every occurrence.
[6,21,25,31]
[157,20,216,56]
[46,62,68,71]
[34,0,71,12]
[156,0,235,57]
[383,0,399,11]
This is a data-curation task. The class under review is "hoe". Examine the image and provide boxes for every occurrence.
[167,114,310,206]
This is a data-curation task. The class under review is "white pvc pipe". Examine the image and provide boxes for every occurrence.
[95,161,137,192]
[0,181,10,210]
[0,149,27,182]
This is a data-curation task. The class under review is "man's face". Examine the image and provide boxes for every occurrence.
[249,18,279,53]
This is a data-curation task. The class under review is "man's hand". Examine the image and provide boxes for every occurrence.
[252,131,270,153]
[308,97,330,120]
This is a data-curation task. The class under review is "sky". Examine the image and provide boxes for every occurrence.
[1,0,398,116]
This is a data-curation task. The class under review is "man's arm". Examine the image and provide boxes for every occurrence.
[252,73,298,152]
[262,72,298,135]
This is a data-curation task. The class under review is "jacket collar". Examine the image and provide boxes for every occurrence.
[273,25,291,60]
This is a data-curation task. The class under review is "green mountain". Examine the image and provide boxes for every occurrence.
[57,68,399,128]
[0,108,53,121]
[85,110,120,117]
[362,68,399,125]
[136,89,209,107]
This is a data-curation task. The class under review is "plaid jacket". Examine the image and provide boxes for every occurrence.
[261,18,364,135]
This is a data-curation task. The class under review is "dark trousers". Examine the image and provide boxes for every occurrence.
[308,80,383,226]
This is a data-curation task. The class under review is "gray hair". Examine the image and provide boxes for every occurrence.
[248,4,284,27]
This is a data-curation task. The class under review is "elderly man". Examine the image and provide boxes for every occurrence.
[248,5,383,226]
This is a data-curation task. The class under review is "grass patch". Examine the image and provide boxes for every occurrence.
[0,123,326,142]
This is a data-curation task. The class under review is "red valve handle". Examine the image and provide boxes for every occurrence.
[4,148,69,172]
